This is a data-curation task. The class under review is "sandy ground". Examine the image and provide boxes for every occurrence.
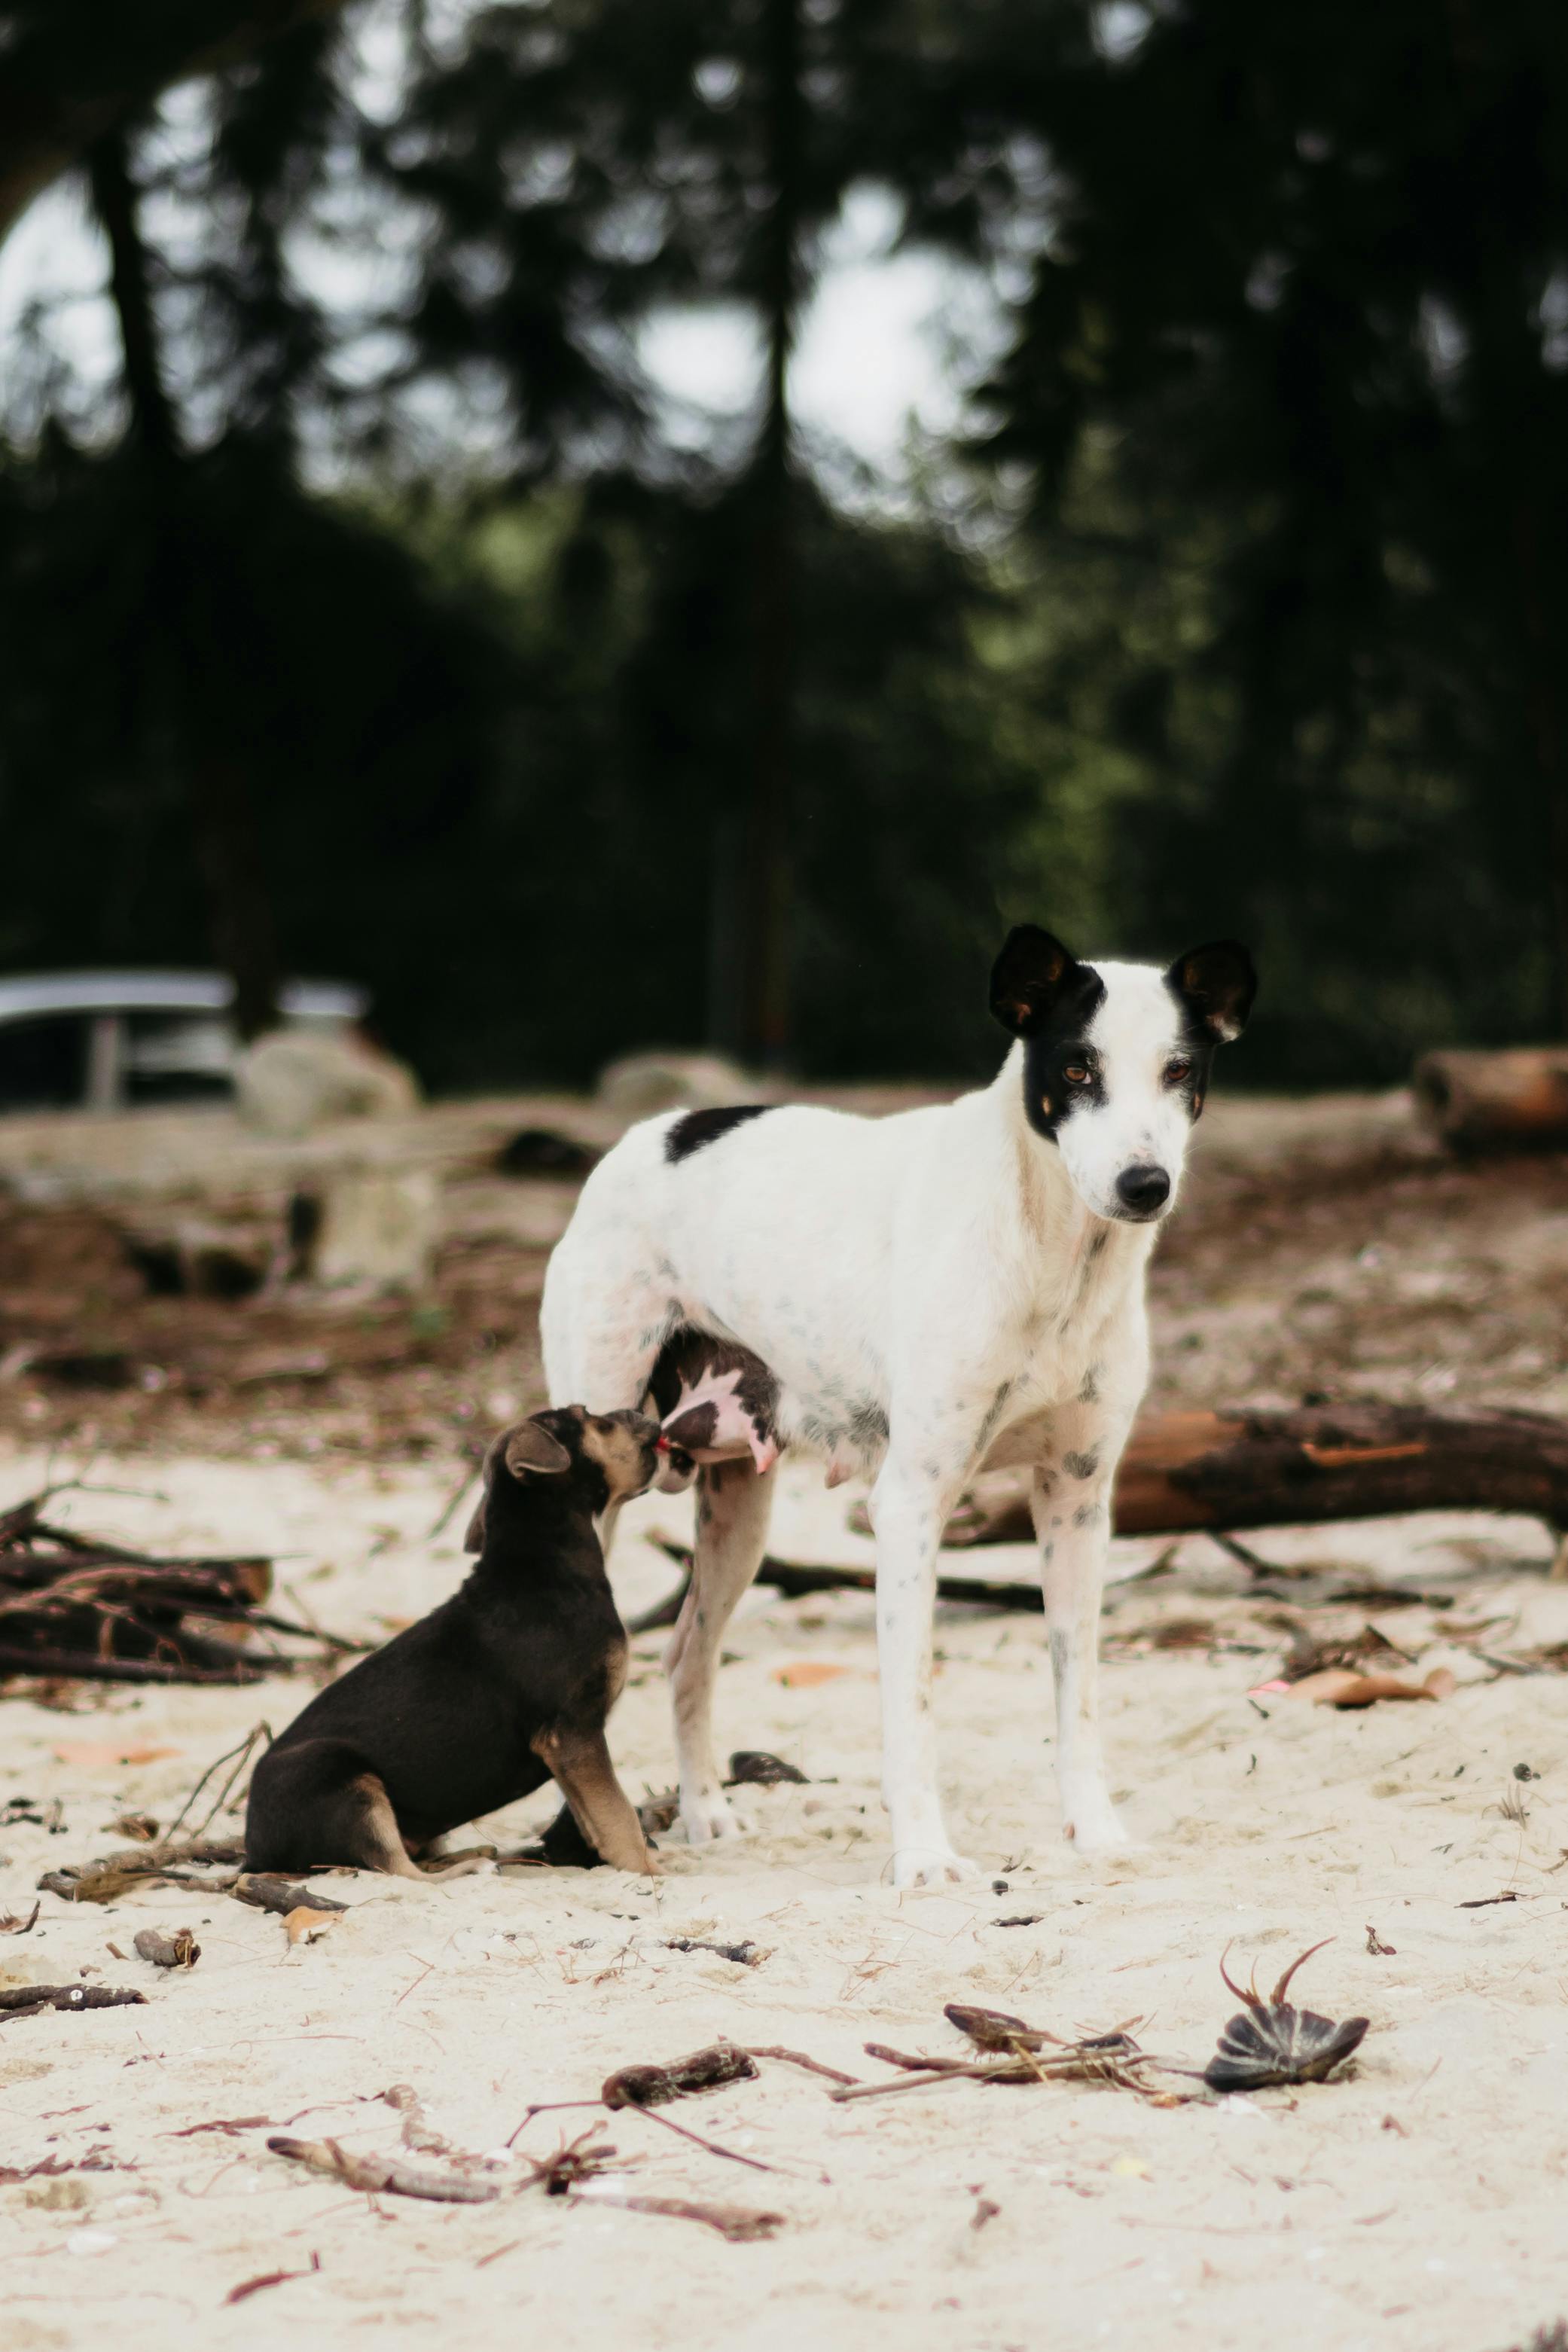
[4,1449,1568,2352]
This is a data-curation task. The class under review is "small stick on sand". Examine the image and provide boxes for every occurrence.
[569,2186,783,2241]
[233,1874,350,1918]
[267,2134,500,2204]
[624,2102,782,2177]
[743,2045,860,2087]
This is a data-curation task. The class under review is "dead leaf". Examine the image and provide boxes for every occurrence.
[770,1662,850,1688]
[0,1902,40,1935]
[1287,1667,1455,1709]
[283,1906,339,1945]
[51,1741,181,1770]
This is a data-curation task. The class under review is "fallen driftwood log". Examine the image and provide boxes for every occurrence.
[628,1539,1042,1634]
[0,1983,146,2021]
[629,1402,1568,1624]
[1413,1047,1568,1152]
[944,1402,1568,1548]
[0,1487,354,1684]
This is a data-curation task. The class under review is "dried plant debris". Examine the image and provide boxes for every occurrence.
[830,2006,1189,2106]
[602,2043,759,2110]
[283,1905,340,1945]
[0,1983,146,2023]
[1271,1621,1417,1681]
[267,2134,501,2204]
[665,1936,765,1967]
[1501,2326,1568,2352]
[573,2188,783,2241]
[743,2045,859,2087]
[517,2122,633,2196]
[233,1874,350,1918]
[0,1900,39,1933]
[109,1813,160,1842]
[1286,1664,1456,1708]
[1204,1942,1368,2091]
[39,1726,275,1907]
[225,2253,322,2307]
[38,1838,245,1905]
[0,1485,345,1685]
[726,1751,807,1786]
[133,1926,200,1969]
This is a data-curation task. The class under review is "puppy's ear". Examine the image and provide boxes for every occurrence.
[462,1434,503,1553]
[504,1419,572,1479]
[1166,941,1257,1043]
[990,926,1092,1037]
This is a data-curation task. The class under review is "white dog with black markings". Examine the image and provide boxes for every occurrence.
[541,926,1255,1887]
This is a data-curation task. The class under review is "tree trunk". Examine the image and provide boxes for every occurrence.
[87,126,281,1042]
[715,0,802,1069]
[0,0,352,246]
[944,1401,1568,1545]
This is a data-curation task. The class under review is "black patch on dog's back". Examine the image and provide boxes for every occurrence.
[664,1104,775,1164]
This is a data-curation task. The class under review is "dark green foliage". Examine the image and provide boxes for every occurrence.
[2,0,1568,1088]
[942,0,1568,1076]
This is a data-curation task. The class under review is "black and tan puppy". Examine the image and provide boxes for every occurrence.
[245,1406,663,1880]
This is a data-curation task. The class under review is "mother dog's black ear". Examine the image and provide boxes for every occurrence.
[1166,941,1257,1042]
[990,926,1092,1037]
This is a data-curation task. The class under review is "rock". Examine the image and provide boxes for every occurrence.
[235,1030,419,1139]
[596,1051,759,1118]
[304,1170,437,1290]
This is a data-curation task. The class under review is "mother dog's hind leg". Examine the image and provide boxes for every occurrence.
[665,1460,776,1845]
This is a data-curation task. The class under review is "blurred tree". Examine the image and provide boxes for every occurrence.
[368,0,989,1063]
[917,0,1568,1070]
[0,0,352,242]
[12,0,1568,1093]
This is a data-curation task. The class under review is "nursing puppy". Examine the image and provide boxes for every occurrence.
[244,1407,663,1880]
[542,927,1255,1889]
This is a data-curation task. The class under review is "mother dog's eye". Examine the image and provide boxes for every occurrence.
[1063,1064,1091,1085]
[1164,1056,1192,1084]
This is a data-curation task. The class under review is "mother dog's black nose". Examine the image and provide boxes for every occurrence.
[1116,1164,1171,1216]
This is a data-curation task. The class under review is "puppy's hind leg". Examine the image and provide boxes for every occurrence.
[666,1459,776,1846]
[339,1774,490,1882]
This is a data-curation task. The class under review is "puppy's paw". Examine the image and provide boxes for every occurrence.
[891,1844,981,1890]
[679,1789,755,1846]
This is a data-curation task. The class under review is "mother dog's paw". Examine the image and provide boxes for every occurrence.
[891,1844,981,1890]
[679,1789,755,1845]
[1063,1808,1133,1856]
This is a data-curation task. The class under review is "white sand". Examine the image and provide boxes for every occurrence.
[4,1449,1568,2352]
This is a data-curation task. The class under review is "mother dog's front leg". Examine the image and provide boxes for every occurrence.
[1032,1371,1142,1853]
[665,1459,776,1846]
[871,1448,982,1890]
